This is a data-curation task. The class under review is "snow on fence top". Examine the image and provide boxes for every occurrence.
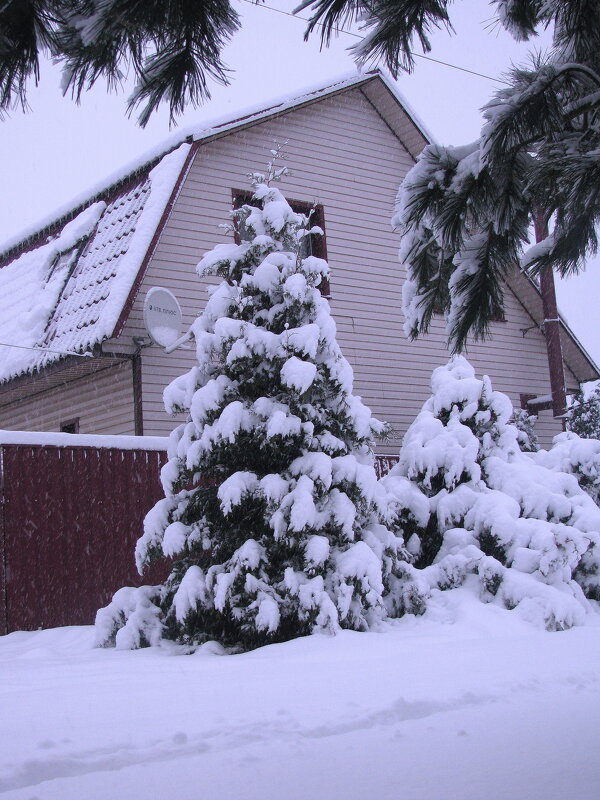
[0,429,396,473]
[0,430,168,450]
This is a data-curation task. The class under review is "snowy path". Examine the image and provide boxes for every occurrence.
[1,594,599,800]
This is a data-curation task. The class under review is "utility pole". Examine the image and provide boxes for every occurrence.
[534,212,567,418]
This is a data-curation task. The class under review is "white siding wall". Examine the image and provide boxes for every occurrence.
[116,88,564,449]
[0,361,135,434]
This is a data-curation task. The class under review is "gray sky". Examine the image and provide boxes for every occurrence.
[0,0,596,365]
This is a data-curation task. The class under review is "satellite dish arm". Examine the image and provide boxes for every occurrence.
[164,329,194,354]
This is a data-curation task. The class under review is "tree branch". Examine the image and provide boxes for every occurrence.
[555,62,600,90]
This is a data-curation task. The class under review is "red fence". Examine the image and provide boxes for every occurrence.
[0,442,168,634]
[374,455,399,479]
[0,439,399,634]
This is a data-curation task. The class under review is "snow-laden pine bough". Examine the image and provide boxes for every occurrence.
[96,171,406,651]
[96,177,600,652]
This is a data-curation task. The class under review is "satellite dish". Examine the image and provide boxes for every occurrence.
[143,287,183,348]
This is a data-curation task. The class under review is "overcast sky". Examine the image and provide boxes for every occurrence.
[0,0,597,365]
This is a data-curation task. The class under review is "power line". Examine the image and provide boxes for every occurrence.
[238,0,507,84]
[0,341,93,358]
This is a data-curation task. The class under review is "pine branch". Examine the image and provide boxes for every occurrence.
[295,0,364,45]
[297,0,453,74]
[555,62,600,90]
[1,0,240,124]
[564,89,600,118]
[447,229,510,352]
[492,0,551,41]
[0,0,62,112]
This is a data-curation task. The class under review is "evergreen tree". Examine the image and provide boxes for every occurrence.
[382,357,600,629]
[534,431,600,508]
[96,169,405,651]
[567,385,600,440]
[510,408,539,453]
[300,1,600,350]
[530,386,600,506]
[0,0,239,126]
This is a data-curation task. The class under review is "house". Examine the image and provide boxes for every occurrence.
[0,71,597,452]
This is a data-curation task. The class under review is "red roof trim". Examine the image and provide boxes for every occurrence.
[0,169,156,270]
[111,140,200,339]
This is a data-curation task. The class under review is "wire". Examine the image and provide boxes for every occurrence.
[238,0,508,84]
[0,341,93,358]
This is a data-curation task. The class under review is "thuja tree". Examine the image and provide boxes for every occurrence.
[534,430,600,508]
[510,408,539,453]
[540,386,600,506]
[567,386,600,441]
[383,357,600,629]
[96,172,406,651]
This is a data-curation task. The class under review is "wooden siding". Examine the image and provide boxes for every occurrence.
[111,87,564,448]
[0,360,135,434]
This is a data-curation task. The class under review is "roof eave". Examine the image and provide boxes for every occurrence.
[506,269,600,384]
[110,140,199,340]
[0,71,422,264]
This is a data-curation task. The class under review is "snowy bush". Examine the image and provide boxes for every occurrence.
[566,385,600,440]
[96,171,407,651]
[382,357,600,629]
[533,432,600,509]
[510,408,539,453]
[551,385,600,507]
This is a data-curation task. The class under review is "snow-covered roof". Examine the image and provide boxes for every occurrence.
[0,144,191,382]
[0,70,430,384]
[0,69,595,387]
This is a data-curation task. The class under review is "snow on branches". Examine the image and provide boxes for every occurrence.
[95,182,600,651]
[383,357,600,630]
[393,1,600,351]
[96,173,404,651]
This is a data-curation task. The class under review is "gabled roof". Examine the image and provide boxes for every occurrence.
[0,69,597,387]
[0,70,429,384]
[505,270,599,385]
[0,71,429,263]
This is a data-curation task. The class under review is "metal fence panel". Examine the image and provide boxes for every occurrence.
[0,447,399,634]
[0,444,168,633]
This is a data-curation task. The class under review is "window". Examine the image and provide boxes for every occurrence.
[232,190,330,297]
[48,231,94,283]
[60,418,80,434]
[48,246,81,282]
[46,236,94,316]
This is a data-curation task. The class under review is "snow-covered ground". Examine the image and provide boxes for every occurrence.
[1,590,599,800]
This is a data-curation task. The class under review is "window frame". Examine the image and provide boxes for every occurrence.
[231,189,330,297]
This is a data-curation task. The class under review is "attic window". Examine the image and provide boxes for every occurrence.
[232,190,330,297]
